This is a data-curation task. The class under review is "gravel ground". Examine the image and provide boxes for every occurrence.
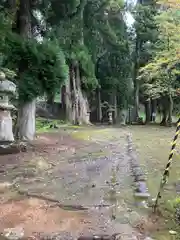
[0,127,151,240]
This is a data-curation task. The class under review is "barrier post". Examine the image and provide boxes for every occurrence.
[153,117,180,212]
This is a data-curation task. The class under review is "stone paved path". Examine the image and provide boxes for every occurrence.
[0,126,150,239]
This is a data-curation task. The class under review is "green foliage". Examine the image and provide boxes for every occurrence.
[52,12,97,90]
[97,48,132,107]
[134,3,158,43]
[88,0,133,108]
[36,118,65,133]
[0,0,133,108]
[0,11,11,52]
[71,45,93,76]
[139,8,180,98]
[0,67,16,80]
[131,1,158,70]
[4,33,68,102]
[40,0,83,25]
[171,197,180,208]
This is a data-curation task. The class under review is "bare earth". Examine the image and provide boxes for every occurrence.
[0,126,154,240]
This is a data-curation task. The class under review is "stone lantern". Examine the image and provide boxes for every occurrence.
[0,71,16,142]
[107,107,114,125]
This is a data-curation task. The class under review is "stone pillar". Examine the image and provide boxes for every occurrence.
[0,95,15,142]
[0,72,16,142]
[108,111,113,125]
[127,134,150,199]
[86,111,90,123]
[0,109,14,141]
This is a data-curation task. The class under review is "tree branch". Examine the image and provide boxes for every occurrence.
[66,0,87,20]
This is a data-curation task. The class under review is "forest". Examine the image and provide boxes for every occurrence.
[0,0,179,141]
[0,0,180,239]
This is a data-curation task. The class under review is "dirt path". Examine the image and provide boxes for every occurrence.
[0,126,151,239]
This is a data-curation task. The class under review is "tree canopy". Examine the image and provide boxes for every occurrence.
[0,0,180,140]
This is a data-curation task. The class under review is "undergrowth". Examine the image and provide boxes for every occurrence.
[36,118,66,133]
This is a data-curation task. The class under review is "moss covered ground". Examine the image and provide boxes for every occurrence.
[130,125,180,239]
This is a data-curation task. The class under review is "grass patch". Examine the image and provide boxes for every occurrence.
[129,125,180,239]
[72,128,115,141]
[36,118,66,133]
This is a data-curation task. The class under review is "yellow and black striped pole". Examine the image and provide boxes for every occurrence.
[153,117,180,212]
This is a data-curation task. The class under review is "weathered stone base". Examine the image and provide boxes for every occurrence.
[0,142,27,155]
[127,134,150,199]
[0,110,14,141]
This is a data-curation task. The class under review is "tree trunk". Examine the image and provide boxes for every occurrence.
[114,94,117,123]
[7,0,17,31]
[64,64,89,125]
[75,64,82,125]
[47,94,54,105]
[15,0,36,140]
[151,99,157,122]
[127,107,132,124]
[119,109,128,125]
[71,64,80,125]
[7,0,16,10]
[134,82,139,121]
[167,93,173,127]
[16,0,31,38]
[133,39,141,122]
[61,85,66,111]
[110,90,117,124]
[64,73,73,122]
[97,88,102,122]
[79,90,90,124]
[69,63,77,124]
[160,97,168,126]
[18,100,36,141]
[46,93,54,115]
[145,99,151,124]
[73,4,90,125]
[75,64,90,125]
[160,109,167,126]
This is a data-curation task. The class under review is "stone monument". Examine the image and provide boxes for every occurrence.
[108,108,113,125]
[0,71,16,142]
